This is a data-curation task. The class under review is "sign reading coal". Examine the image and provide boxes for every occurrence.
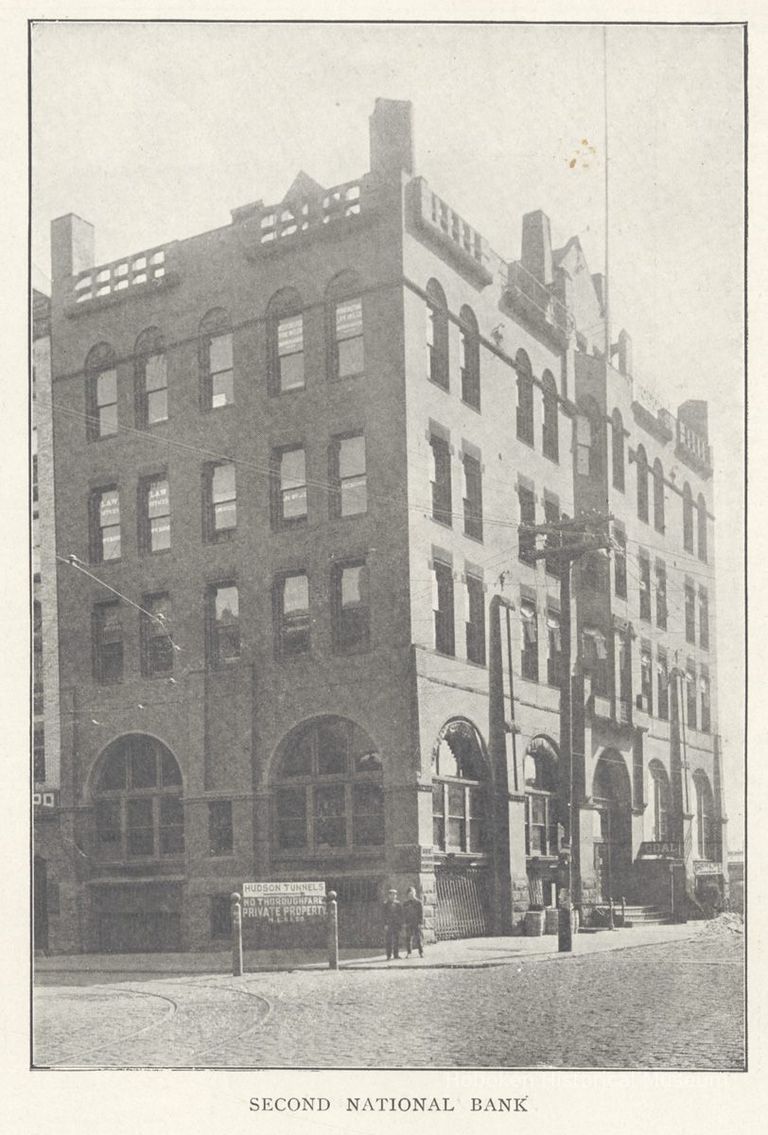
[242,881,327,926]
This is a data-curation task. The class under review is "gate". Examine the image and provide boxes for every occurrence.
[434,866,491,940]
[328,877,382,947]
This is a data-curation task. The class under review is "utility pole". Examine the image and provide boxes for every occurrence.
[518,511,613,952]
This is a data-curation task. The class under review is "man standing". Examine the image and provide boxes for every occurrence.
[403,886,424,958]
[383,887,402,960]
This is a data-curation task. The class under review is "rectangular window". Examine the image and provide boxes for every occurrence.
[460,326,480,409]
[686,664,698,731]
[208,583,240,666]
[127,798,154,857]
[276,787,307,848]
[614,525,627,598]
[331,434,367,517]
[518,486,536,565]
[546,609,562,686]
[276,572,310,657]
[352,783,385,846]
[89,369,118,439]
[334,298,364,378]
[427,302,449,389]
[465,574,486,665]
[314,785,346,848]
[640,644,653,715]
[699,588,710,649]
[462,454,483,541]
[430,434,452,527]
[432,782,445,847]
[209,800,234,856]
[277,314,305,392]
[160,797,184,855]
[700,670,711,733]
[544,498,560,577]
[92,488,121,562]
[141,593,173,676]
[516,378,534,446]
[433,560,455,656]
[685,582,696,644]
[447,783,466,850]
[332,561,370,654]
[639,554,651,621]
[584,629,609,696]
[143,353,168,425]
[655,561,668,629]
[141,477,171,553]
[93,602,123,684]
[208,332,234,408]
[210,895,232,939]
[657,650,669,720]
[206,462,236,538]
[520,600,538,682]
[273,447,307,524]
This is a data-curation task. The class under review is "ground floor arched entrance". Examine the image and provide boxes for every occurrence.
[592,751,633,902]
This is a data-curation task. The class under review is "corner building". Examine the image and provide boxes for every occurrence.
[47,99,726,953]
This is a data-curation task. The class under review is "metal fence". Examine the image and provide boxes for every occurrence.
[434,867,492,940]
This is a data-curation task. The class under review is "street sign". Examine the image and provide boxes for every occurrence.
[241,881,327,926]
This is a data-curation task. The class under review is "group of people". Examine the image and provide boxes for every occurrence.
[382,886,424,959]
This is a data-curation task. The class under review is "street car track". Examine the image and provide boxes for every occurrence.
[172,981,274,1064]
[41,985,180,1067]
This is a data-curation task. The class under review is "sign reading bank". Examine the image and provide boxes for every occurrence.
[242,881,327,925]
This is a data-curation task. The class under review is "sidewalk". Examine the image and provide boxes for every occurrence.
[35,921,702,980]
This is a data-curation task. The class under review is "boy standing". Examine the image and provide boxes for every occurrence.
[383,888,402,960]
[403,886,424,958]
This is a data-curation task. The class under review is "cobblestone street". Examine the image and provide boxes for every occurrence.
[34,924,744,1070]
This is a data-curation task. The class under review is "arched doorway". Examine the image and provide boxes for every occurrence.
[592,751,632,901]
[90,734,184,952]
[649,760,671,842]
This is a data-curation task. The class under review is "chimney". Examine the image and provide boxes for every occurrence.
[520,210,553,286]
[51,214,94,284]
[617,329,633,376]
[678,399,709,441]
[369,98,414,178]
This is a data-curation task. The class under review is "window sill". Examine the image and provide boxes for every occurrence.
[271,384,307,397]
[431,516,453,529]
[463,531,484,544]
[516,435,535,450]
[542,451,560,466]
[202,402,236,413]
[427,375,450,394]
[460,397,482,415]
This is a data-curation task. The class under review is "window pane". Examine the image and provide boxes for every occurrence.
[147,480,169,518]
[341,475,367,517]
[281,736,312,777]
[147,389,168,424]
[96,370,116,406]
[209,333,232,373]
[211,371,233,407]
[352,783,384,845]
[96,800,121,846]
[448,784,466,816]
[278,314,303,355]
[130,742,157,788]
[337,336,364,378]
[336,298,362,341]
[99,403,118,437]
[145,354,166,392]
[161,751,182,786]
[160,797,184,854]
[339,435,365,478]
[279,351,304,391]
[127,798,154,856]
[283,573,309,613]
[100,489,120,527]
[317,719,348,775]
[277,788,307,848]
[99,751,126,791]
[314,785,346,847]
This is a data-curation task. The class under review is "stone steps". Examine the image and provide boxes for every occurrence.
[622,905,673,926]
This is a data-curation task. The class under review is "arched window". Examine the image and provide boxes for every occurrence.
[683,483,694,552]
[542,370,559,462]
[199,308,233,409]
[524,737,559,857]
[693,770,716,860]
[92,735,184,861]
[635,445,649,522]
[426,279,449,389]
[649,760,670,842]
[516,349,534,446]
[327,270,364,381]
[86,342,117,440]
[432,719,488,853]
[653,459,665,533]
[267,287,305,394]
[611,409,625,491]
[134,327,167,427]
[459,305,480,409]
[697,494,708,562]
[272,717,383,850]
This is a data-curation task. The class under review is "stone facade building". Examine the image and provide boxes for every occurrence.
[41,99,726,953]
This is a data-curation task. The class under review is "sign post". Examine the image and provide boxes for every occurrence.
[327,890,339,971]
[231,891,244,977]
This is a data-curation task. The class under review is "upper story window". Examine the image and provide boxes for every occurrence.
[269,288,305,394]
[135,327,168,427]
[200,308,234,409]
[518,484,536,565]
[685,581,696,644]
[328,271,364,380]
[524,739,559,857]
[330,434,367,517]
[639,553,652,622]
[91,486,121,562]
[332,561,370,654]
[639,641,653,715]
[653,459,665,533]
[611,409,625,491]
[520,599,539,682]
[700,669,711,733]
[208,582,240,667]
[543,497,561,578]
[209,800,234,857]
[429,432,452,527]
[432,559,455,656]
[141,593,173,677]
[93,601,123,684]
[636,445,649,523]
[140,476,170,553]
[426,279,449,390]
[462,452,483,541]
[542,370,559,462]
[546,609,563,686]
[657,649,669,720]
[516,350,534,446]
[432,719,488,854]
[459,305,480,410]
[699,587,710,649]
[272,446,308,525]
[93,735,183,862]
[465,573,486,666]
[86,343,118,441]
[697,494,708,562]
[577,397,602,477]
[685,661,698,730]
[582,628,608,696]
[275,571,310,657]
[613,524,627,598]
[649,761,670,841]
[655,560,668,629]
[205,462,237,540]
[683,483,694,552]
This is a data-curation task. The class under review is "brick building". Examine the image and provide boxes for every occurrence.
[42,98,726,953]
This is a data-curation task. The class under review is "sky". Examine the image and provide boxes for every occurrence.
[31,21,745,840]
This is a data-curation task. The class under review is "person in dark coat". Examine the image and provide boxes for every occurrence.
[402,886,424,957]
[383,888,402,959]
